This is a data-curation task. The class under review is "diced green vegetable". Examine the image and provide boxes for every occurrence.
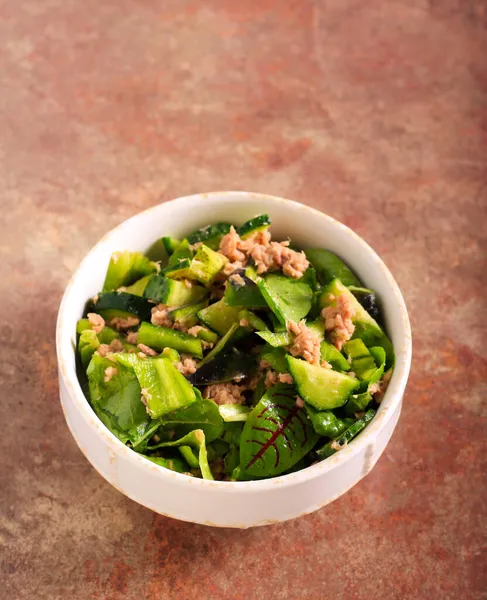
[123,274,152,296]
[144,275,207,305]
[237,214,271,239]
[305,249,361,287]
[170,300,208,329]
[315,409,376,459]
[103,251,157,292]
[138,322,203,358]
[191,327,219,344]
[219,404,251,422]
[258,274,313,325]
[187,222,232,249]
[168,239,193,266]
[87,353,150,444]
[256,330,292,347]
[198,323,240,367]
[287,356,360,410]
[161,347,180,363]
[94,292,153,322]
[166,244,228,286]
[197,299,242,335]
[128,356,197,418]
[238,309,269,332]
[320,340,350,372]
[148,429,213,480]
[162,236,180,256]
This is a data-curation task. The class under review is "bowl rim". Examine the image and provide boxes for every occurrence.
[56,191,412,492]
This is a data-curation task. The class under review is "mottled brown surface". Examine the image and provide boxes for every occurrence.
[1,1,486,598]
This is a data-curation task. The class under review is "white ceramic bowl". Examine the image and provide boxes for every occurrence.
[56,191,412,528]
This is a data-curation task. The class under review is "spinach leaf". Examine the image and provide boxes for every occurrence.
[143,455,187,473]
[159,397,223,443]
[148,430,213,480]
[239,384,319,477]
[257,274,313,325]
[87,353,151,445]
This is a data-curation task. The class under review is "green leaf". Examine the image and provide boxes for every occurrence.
[239,384,319,477]
[143,455,188,473]
[260,345,289,374]
[305,404,353,437]
[87,353,151,445]
[159,397,223,443]
[257,274,313,325]
[149,430,214,480]
[218,404,251,422]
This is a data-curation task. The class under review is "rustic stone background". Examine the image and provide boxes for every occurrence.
[1,1,486,599]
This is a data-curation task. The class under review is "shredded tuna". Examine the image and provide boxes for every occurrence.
[183,279,193,289]
[104,366,118,383]
[321,293,355,350]
[259,359,271,370]
[187,325,204,337]
[137,343,158,357]
[201,340,214,351]
[108,316,140,331]
[239,318,249,327]
[262,242,309,279]
[229,272,246,287]
[97,344,110,357]
[175,355,198,376]
[93,294,99,305]
[295,396,305,408]
[320,360,332,369]
[287,320,321,365]
[151,304,172,327]
[369,382,380,395]
[87,312,105,334]
[246,374,261,390]
[371,369,393,403]
[126,331,138,345]
[354,411,365,419]
[189,241,202,252]
[348,371,356,378]
[264,370,278,388]
[279,373,294,384]
[117,286,127,292]
[204,383,245,405]
[108,338,123,353]
[219,226,246,262]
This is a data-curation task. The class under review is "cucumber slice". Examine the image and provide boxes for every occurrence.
[258,274,313,325]
[94,292,153,322]
[165,245,227,286]
[162,236,180,256]
[144,275,207,306]
[305,249,361,287]
[256,330,292,347]
[237,214,271,239]
[238,309,269,332]
[198,323,239,367]
[138,322,203,358]
[219,404,251,422]
[102,251,157,292]
[197,299,242,335]
[320,340,350,372]
[124,274,152,296]
[168,239,193,266]
[187,222,232,249]
[223,274,267,308]
[320,279,394,368]
[287,356,360,410]
[170,300,208,329]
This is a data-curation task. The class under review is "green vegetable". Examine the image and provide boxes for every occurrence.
[221,421,244,446]
[224,446,240,474]
[345,391,373,416]
[237,214,271,239]
[315,409,376,459]
[170,300,208,329]
[286,356,360,410]
[158,398,223,442]
[162,236,180,256]
[187,222,232,249]
[168,239,193,266]
[306,249,361,287]
[258,274,313,325]
[78,329,100,369]
[94,292,153,322]
[256,330,292,347]
[102,251,157,292]
[239,384,319,478]
[123,274,152,296]
[144,275,207,305]
[197,299,242,335]
[223,274,267,308]
[87,353,150,445]
[260,345,289,373]
[198,323,240,367]
[320,279,394,368]
[148,429,213,480]
[166,244,228,286]
[238,309,269,332]
[305,405,353,437]
[177,446,200,469]
[188,350,255,386]
[143,455,187,473]
[320,340,350,372]
[161,347,180,363]
[343,339,378,381]
[138,322,203,358]
[127,355,197,418]
[219,404,251,422]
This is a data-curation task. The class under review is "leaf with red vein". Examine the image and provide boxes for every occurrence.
[239,384,319,477]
